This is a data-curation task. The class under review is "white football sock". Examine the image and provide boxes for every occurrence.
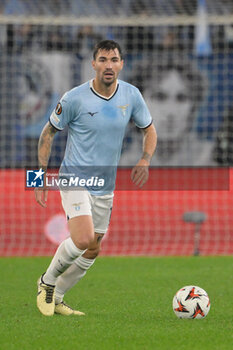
[55,256,95,304]
[43,238,86,285]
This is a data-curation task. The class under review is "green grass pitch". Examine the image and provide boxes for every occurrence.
[0,256,232,350]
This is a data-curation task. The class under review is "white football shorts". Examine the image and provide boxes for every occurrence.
[60,189,114,234]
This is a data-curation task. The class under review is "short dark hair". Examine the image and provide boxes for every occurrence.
[93,40,123,60]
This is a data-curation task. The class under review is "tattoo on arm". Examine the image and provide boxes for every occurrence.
[142,152,151,163]
[141,124,157,163]
[38,123,57,170]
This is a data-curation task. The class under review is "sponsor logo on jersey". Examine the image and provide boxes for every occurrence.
[87,111,98,117]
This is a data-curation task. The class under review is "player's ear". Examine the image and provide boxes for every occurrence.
[92,60,96,71]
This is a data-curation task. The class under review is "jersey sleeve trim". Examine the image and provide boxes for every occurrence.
[49,117,63,131]
[135,120,153,129]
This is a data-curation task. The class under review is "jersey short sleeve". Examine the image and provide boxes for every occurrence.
[131,88,152,129]
[49,92,73,130]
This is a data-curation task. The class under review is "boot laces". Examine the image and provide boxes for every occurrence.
[45,286,54,303]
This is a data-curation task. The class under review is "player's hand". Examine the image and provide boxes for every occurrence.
[131,159,149,188]
[34,187,48,208]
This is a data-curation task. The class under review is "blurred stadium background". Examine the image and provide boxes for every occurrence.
[0,0,233,256]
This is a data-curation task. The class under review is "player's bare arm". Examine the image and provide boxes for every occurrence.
[131,123,157,187]
[35,122,58,208]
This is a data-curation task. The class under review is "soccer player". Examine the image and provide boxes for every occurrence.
[35,40,157,316]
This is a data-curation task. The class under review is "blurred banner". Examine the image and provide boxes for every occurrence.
[1,51,232,167]
[120,52,233,166]
[195,0,212,56]
[0,169,233,256]
[0,52,72,167]
[0,24,232,168]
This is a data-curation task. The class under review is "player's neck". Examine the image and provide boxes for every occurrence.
[92,79,118,98]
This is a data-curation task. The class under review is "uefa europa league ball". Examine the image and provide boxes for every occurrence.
[173,285,210,319]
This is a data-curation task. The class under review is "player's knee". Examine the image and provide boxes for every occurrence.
[71,231,94,250]
[68,215,94,250]
[83,246,101,259]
